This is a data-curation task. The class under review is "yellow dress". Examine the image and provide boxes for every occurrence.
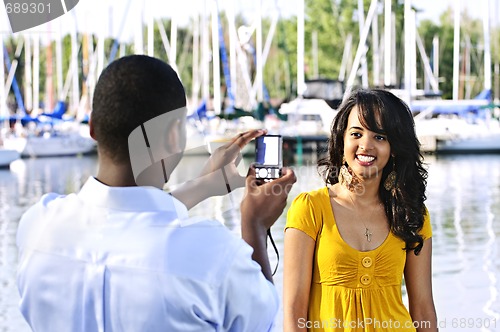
[285,187,432,332]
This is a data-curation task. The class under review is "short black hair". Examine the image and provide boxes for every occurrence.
[91,55,186,162]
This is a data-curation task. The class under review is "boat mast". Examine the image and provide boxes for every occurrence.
[24,35,33,111]
[297,0,305,96]
[210,0,221,114]
[452,0,461,100]
[192,12,200,110]
[410,9,417,95]
[80,30,89,118]
[404,0,412,102]
[0,34,5,118]
[96,6,106,78]
[70,24,79,113]
[357,0,369,88]
[416,31,440,93]
[483,0,492,91]
[338,34,352,83]
[312,31,318,79]
[56,21,64,100]
[256,0,263,103]
[227,0,237,103]
[33,33,40,112]
[372,8,380,87]
[249,9,279,107]
[432,36,439,91]
[134,1,144,55]
[170,14,178,72]
[384,0,391,87]
[344,0,378,99]
[202,0,210,105]
[147,0,154,57]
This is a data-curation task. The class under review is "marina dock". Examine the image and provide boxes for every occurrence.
[282,134,329,164]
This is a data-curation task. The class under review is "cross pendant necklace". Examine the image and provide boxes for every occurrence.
[346,191,377,243]
[364,228,373,242]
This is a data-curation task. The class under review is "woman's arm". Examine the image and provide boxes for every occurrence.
[284,228,315,332]
[404,238,438,331]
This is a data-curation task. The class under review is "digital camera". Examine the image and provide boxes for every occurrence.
[254,135,283,180]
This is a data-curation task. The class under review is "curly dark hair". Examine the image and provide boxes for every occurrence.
[318,88,428,255]
[91,55,186,163]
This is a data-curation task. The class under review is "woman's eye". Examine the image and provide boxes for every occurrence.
[375,135,387,141]
[350,132,361,137]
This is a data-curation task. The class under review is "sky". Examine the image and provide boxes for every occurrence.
[0,0,497,42]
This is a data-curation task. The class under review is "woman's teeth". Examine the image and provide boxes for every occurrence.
[357,155,375,162]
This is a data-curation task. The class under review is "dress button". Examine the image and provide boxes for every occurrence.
[362,256,372,268]
[360,274,372,285]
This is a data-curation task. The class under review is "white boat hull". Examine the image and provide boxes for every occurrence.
[0,149,20,167]
[279,98,338,136]
[22,135,96,157]
[3,134,96,157]
[415,117,500,153]
[437,133,500,152]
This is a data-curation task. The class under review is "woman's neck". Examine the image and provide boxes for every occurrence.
[341,177,381,205]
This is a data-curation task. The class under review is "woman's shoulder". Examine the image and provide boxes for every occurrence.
[289,187,331,213]
[420,205,432,239]
[286,187,329,238]
[293,186,330,201]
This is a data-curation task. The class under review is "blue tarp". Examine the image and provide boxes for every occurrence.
[412,89,492,116]
[6,101,68,126]
[40,101,67,119]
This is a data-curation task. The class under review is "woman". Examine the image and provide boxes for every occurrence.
[284,89,437,331]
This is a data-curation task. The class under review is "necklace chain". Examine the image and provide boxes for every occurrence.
[346,191,380,243]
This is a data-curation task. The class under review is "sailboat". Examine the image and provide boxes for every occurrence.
[1,26,97,158]
[278,79,342,136]
[411,0,499,154]
[0,148,20,167]
[3,103,96,157]
[413,90,500,153]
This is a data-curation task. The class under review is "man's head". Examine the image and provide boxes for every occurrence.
[91,55,186,164]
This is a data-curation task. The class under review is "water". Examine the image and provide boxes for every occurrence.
[1,154,500,331]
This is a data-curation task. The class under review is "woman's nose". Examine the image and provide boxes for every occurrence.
[359,136,375,151]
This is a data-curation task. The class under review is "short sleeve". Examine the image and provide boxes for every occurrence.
[420,207,432,240]
[285,192,322,241]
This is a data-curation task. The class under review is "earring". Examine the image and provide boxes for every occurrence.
[338,156,353,186]
[384,158,397,191]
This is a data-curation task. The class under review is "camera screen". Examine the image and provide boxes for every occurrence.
[256,135,281,166]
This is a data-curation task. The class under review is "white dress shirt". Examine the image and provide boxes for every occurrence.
[17,176,278,332]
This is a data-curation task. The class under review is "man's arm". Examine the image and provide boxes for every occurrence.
[171,129,266,209]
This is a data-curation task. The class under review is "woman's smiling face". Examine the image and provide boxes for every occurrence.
[343,106,392,182]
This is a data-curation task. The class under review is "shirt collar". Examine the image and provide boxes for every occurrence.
[78,177,188,218]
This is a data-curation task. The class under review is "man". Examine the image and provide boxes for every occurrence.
[17,55,296,331]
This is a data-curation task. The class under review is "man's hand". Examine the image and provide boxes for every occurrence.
[171,130,267,209]
[240,166,296,282]
[241,166,296,231]
[199,129,267,192]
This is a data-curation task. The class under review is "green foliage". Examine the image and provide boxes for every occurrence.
[418,6,500,99]
[3,2,500,115]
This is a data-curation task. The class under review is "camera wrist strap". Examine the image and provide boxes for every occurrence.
[267,229,279,276]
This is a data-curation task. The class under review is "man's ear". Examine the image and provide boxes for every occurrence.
[89,116,96,140]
